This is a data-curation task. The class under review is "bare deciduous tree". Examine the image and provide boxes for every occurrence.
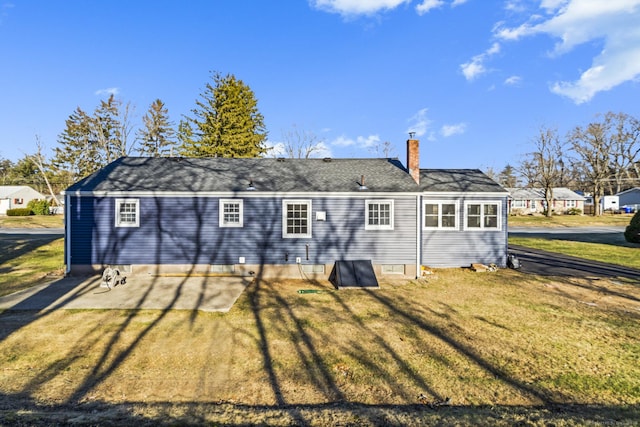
[27,136,58,205]
[280,126,328,159]
[607,112,640,193]
[569,121,611,216]
[520,126,565,217]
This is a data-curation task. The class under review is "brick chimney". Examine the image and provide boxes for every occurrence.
[407,138,419,184]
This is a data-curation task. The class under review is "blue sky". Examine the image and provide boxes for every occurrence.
[1,0,639,171]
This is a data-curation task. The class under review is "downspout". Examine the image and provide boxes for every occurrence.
[415,194,421,279]
[64,191,71,276]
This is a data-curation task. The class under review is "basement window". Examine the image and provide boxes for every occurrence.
[381,264,405,274]
[301,264,325,274]
[210,265,235,274]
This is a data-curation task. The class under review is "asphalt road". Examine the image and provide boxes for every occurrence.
[509,226,640,280]
[0,227,64,235]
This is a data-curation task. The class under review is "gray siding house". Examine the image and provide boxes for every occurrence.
[63,140,509,278]
[0,186,46,215]
[617,187,640,211]
[507,187,586,215]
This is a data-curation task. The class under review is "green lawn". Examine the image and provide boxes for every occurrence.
[0,271,638,425]
[508,213,634,227]
[0,214,64,228]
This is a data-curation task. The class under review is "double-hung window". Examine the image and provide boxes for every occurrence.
[511,199,526,209]
[115,198,139,227]
[365,200,394,230]
[423,201,458,230]
[219,199,243,227]
[283,200,312,238]
[464,201,501,230]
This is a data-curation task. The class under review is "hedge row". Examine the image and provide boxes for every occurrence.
[6,208,34,216]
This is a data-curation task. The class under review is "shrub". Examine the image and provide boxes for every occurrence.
[27,199,51,215]
[624,210,640,243]
[6,208,33,216]
[565,208,582,215]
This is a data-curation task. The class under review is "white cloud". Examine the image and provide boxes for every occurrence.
[406,108,431,137]
[356,134,380,148]
[310,0,410,16]
[440,122,467,137]
[330,134,379,151]
[0,2,14,25]
[416,0,444,15]
[460,42,501,81]
[264,142,286,158]
[266,140,332,158]
[312,141,333,157]
[332,135,356,146]
[495,0,640,103]
[504,75,522,85]
[95,87,120,97]
[310,0,468,16]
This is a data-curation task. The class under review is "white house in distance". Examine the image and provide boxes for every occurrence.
[507,187,586,215]
[0,185,46,215]
[616,187,640,212]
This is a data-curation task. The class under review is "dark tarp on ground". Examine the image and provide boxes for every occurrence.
[329,260,379,289]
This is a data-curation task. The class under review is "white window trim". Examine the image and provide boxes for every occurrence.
[423,200,459,230]
[464,200,502,231]
[219,199,244,228]
[115,198,140,228]
[282,199,312,238]
[511,199,526,208]
[365,199,394,230]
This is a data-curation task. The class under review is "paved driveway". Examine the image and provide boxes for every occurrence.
[0,274,252,312]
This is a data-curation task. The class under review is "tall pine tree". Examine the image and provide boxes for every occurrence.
[137,99,176,157]
[53,95,133,180]
[178,72,267,157]
[52,107,99,180]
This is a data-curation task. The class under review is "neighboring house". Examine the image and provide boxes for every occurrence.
[616,187,640,211]
[63,139,509,278]
[0,186,46,215]
[507,187,585,215]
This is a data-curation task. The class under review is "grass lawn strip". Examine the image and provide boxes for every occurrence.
[0,271,639,425]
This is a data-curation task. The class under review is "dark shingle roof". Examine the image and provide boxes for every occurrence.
[66,157,420,194]
[419,169,507,193]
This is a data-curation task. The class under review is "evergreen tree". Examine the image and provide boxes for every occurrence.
[498,164,518,188]
[52,107,99,180]
[137,99,176,157]
[94,94,133,163]
[179,72,267,157]
[53,95,132,181]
